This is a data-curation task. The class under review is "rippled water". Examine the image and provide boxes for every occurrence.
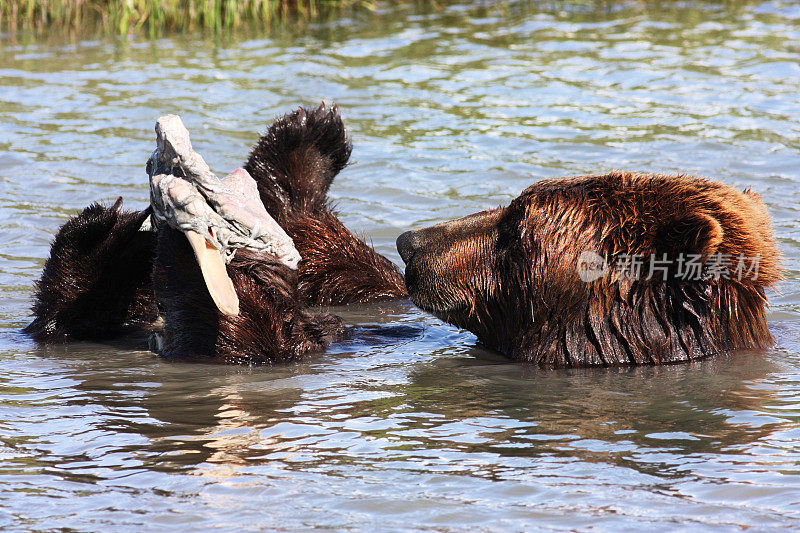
[1,0,800,529]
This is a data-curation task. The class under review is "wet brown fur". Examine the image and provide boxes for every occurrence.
[245,103,407,305]
[153,227,344,363]
[24,200,158,341]
[399,171,782,367]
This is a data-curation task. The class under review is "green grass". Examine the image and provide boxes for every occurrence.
[0,0,378,34]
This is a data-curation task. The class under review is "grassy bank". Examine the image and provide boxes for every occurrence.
[0,0,377,34]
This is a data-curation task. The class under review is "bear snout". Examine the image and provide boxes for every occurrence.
[396,230,421,264]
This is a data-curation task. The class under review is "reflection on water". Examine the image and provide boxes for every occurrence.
[1,0,800,529]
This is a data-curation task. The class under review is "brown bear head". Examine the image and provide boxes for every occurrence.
[397,172,782,367]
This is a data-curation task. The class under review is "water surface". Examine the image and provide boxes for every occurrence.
[1,0,800,530]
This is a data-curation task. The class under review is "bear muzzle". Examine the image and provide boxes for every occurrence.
[396,230,421,265]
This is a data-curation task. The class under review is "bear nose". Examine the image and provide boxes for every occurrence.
[396,230,420,264]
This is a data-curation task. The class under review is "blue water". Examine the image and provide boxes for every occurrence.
[1,1,799,530]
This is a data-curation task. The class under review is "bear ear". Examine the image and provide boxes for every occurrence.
[653,212,723,261]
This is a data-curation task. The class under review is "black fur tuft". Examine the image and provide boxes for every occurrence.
[244,102,352,221]
[24,200,157,342]
[244,103,406,306]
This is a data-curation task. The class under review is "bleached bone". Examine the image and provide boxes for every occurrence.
[147,114,301,316]
[148,114,300,268]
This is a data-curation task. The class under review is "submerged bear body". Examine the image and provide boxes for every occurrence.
[398,171,782,367]
[25,104,407,363]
